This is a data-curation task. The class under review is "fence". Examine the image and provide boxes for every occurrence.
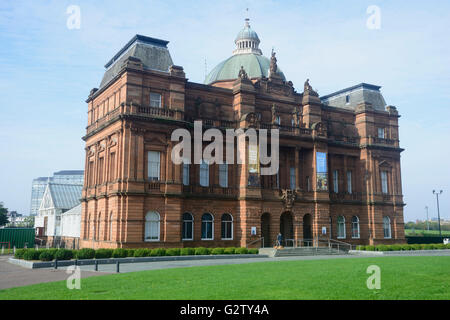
[0,228,35,248]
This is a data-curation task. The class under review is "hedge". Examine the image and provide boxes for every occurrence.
[14,246,259,261]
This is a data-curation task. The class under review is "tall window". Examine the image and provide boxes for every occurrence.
[276,169,280,189]
[306,176,311,192]
[201,213,214,240]
[290,167,296,190]
[337,216,346,239]
[333,170,339,193]
[383,216,391,239]
[109,212,113,241]
[219,163,228,188]
[221,213,233,240]
[148,151,160,181]
[183,162,189,186]
[88,161,94,186]
[110,152,116,181]
[150,92,161,108]
[275,116,281,125]
[145,211,160,241]
[200,160,209,187]
[381,171,388,194]
[182,212,193,240]
[377,128,385,139]
[98,157,104,184]
[351,216,360,238]
[347,171,352,194]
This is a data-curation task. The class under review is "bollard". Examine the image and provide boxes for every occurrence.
[116,261,120,273]
[13,246,16,255]
[95,260,98,272]
[74,259,78,266]
[54,259,58,270]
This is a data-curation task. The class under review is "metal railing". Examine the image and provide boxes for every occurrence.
[246,237,264,248]
[272,237,353,252]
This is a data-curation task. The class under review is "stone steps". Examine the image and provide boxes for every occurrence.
[274,247,348,257]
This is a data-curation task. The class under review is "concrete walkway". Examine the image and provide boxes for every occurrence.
[0,255,110,290]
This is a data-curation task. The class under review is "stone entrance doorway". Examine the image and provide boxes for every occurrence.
[280,212,294,246]
[261,213,271,247]
[303,214,312,246]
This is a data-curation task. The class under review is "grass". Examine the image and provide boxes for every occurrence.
[405,229,450,237]
[0,256,449,300]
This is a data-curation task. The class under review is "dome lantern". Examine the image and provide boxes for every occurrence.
[232,18,262,56]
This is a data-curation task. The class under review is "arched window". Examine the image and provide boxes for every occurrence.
[383,216,391,239]
[337,216,346,239]
[351,216,360,239]
[182,212,194,241]
[201,213,214,240]
[221,213,233,240]
[145,211,160,241]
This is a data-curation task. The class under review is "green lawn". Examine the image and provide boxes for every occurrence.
[405,229,450,236]
[1,256,449,300]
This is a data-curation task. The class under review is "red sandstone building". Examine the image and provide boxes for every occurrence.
[80,20,405,249]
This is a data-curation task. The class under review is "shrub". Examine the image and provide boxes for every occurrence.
[126,249,135,257]
[248,248,259,254]
[211,248,225,255]
[112,248,128,258]
[23,249,41,261]
[375,245,388,252]
[166,248,181,256]
[150,248,166,257]
[95,249,113,259]
[389,245,401,251]
[194,247,209,255]
[423,244,434,250]
[411,244,421,250]
[235,247,248,254]
[14,248,26,259]
[76,248,95,260]
[223,247,236,254]
[365,245,375,251]
[54,249,73,261]
[39,250,54,261]
[434,244,446,250]
[446,243,450,249]
[180,248,195,256]
[134,248,151,257]
[356,245,366,251]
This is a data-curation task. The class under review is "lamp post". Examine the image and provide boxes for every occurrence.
[425,206,429,231]
[432,190,443,237]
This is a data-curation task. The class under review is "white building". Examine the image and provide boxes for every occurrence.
[34,183,82,237]
[60,204,81,238]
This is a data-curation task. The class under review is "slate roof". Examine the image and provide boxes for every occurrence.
[320,83,387,111]
[99,34,174,89]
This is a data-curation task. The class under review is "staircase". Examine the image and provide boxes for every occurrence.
[274,246,346,257]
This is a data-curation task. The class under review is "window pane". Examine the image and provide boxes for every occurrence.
[183,163,189,186]
[148,151,160,181]
[219,164,228,188]
[290,167,296,189]
[150,93,161,108]
[200,161,209,187]
[347,171,352,194]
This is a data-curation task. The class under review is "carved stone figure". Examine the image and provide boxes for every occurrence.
[238,66,248,80]
[271,104,277,124]
[280,189,296,209]
[270,50,278,74]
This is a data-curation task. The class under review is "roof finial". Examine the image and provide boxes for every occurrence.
[245,8,250,26]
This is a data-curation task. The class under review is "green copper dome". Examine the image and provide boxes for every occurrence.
[204,54,285,84]
[205,19,286,84]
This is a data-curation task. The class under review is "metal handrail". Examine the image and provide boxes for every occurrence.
[246,237,264,248]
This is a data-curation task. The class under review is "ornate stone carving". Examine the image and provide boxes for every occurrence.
[270,50,278,74]
[280,189,297,209]
[238,66,248,80]
[271,104,277,124]
[304,78,319,97]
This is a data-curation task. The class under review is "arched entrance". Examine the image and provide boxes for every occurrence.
[303,214,312,246]
[261,213,271,247]
[280,212,294,246]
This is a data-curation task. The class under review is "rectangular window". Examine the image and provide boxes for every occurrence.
[306,176,311,192]
[219,163,228,188]
[110,153,116,181]
[333,170,339,193]
[200,160,209,187]
[347,171,352,194]
[290,167,296,190]
[98,157,104,184]
[150,92,161,108]
[378,128,385,139]
[88,161,94,186]
[276,170,280,189]
[276,116,281,125]
[381,171,388,194]
[147,151,160,181]
[183,163,189,186]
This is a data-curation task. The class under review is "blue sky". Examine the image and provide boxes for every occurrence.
[0,0,449,222]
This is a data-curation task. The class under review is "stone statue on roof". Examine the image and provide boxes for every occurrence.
[270,50,278,74]
[238,66,248,80]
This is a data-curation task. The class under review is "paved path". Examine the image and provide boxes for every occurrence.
[0,255,110,290]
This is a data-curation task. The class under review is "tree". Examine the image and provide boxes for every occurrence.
[0,202,9,226]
